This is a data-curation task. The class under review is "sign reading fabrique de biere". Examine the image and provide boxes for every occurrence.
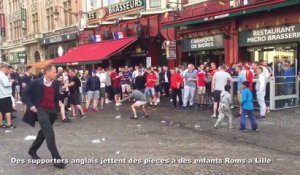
[183,35,224,52]
[239,24,300,46]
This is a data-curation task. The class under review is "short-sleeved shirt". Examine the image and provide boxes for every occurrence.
[237,73,246,92]
[97,72,107,88]
[69,76,81,94]
[184,70,197,88]
[111,72,121,89]
[213,71,232,91]
[146,73,157,88]
[197,70,206,87]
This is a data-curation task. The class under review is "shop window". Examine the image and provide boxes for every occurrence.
[149,0,161,8]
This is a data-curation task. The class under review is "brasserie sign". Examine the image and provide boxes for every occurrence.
[183,35,224,52]
[108,0,144,15]
[239,24,300,46]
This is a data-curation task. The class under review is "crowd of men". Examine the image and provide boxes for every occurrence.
[0,59,297,130]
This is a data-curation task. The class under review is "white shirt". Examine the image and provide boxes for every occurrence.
[0,71,12,99]
[164,72,169,83]
[213,71,232,91]
[256,74,266,93]
[97,72,106,88]
[43,77,53,87]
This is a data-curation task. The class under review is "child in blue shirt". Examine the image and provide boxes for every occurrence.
[240,81,259,131]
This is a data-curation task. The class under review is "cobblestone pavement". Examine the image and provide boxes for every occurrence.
[0,99,299,175]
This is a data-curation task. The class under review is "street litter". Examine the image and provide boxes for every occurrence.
[115,115,121,119]
[92,139,101,144]
[24,135,36,141]
[194,124,201,128]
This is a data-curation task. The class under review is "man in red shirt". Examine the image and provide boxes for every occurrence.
[110,68,122,105]
[244,63,253,90]
[197,64,206,107]
[145,68,157,107]
[170,68,183,108]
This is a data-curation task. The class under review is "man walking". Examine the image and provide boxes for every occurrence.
[22,64,66,168]
[255,67,266,119]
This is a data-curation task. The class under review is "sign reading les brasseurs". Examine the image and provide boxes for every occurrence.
[87,0,145,23]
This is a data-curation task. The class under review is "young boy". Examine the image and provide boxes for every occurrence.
[214,85,233,129]
[240,81,259,131]
[116,90,149,119]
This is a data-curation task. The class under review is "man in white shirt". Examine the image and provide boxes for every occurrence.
[255,67,266,118]
[211,65,233,118]
[96,67,107,110]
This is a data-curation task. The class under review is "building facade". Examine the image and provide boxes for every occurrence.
[77,0,178,68]
[0,0,84,69]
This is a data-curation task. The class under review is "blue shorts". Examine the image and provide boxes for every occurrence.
[145,87,155,96]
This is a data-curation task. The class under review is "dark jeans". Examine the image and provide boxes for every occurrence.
[240,109,258,130]
[163,82,170,97]
[172,88,182,107]
[29,107,61,159]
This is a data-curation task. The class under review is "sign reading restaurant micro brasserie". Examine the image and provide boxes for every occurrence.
[183,35,224,52]
[239,24,300,46]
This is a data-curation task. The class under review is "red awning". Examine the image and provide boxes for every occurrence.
[52,37,137,65]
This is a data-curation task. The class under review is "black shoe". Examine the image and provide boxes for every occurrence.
[80,114,86,120]
[28,150,40,159]
[182,106,187,110]
[12,115,17,119]
[54,162,66,169]
[257,115,265,119]
[253,128,260,132]
[145,115,149,118]
[62,118,71,123]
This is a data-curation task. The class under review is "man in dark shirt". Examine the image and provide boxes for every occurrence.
[67,69,86,119]
[135,69,146,93]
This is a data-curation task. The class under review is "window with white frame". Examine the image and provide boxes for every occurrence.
[150,0,161,8]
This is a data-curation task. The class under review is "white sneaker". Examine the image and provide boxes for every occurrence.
[211,115,217,118]
[156,98,160,103]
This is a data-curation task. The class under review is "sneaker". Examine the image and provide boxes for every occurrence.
[240,129,247,132]
[156,98,160,103]
[83,108,89,113]
[145,115,149,118]
[69,115,76,119]
[101,106,104,110]
[214,124,217,129]
[6,125,16,129]
[67,108,72,111]
[80,114,86,120]
[130,116,138,119]
[211,115,217,118]
[92,108,98,112]
[182,106,187,110]
[170,99,173,102]
[253,128,259,132]
[62,118,71,123]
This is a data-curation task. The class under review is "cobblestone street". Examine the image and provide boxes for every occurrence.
[1,100,299,175]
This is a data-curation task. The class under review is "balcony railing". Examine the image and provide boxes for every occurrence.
[180,0,279,19]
